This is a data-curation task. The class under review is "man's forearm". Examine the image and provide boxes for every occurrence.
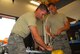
[30,26,53,51]
[59,26,70,32]
[33,34,47,49]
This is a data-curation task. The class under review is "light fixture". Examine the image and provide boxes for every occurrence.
[30,0,40,6]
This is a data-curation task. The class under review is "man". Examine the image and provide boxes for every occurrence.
[7,4,53,54]
[45,3,72,54]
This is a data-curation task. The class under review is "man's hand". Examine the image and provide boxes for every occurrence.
[39,46,45,50]
[47,33,56,38]
[46,45,53,51]
[55,29,62,36]
[51,34,56,38]
[39,45,53,51]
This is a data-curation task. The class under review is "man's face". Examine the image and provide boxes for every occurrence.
[48,5,57,14]
[37,9,47,20]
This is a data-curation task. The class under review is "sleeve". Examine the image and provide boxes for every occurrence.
[25,13,37,26]
[62,14,68,23]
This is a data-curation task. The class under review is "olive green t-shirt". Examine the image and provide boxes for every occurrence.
[46,13,67,34]
[12,12,36,38]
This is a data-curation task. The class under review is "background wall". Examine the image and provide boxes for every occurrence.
[0,0,37,17]
[58,0,80,20]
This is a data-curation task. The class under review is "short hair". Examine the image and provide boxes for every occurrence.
[48,3,56,7]
[36,4,49,14]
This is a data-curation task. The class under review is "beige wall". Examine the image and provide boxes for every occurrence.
[58,0,80,20]
[0,0,37,17]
